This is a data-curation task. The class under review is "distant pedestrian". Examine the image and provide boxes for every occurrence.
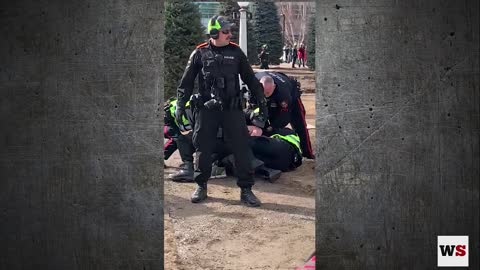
[297,43,306,68]
[258,44,269,69]
[291,44,298,68]
[283,45,290,63]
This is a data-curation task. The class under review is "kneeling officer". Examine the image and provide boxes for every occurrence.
[175,15,268,207]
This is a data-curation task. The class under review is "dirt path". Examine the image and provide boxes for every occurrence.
[164,66,315,270]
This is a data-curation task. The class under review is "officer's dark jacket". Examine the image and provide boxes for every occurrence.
[255,71,292,129]
[176,40,264,109]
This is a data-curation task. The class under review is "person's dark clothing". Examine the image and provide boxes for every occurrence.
[250,128,302,171]
[163,99,195,162]
[192,109,253,187]
[284,47,290,63]
[164,125,178,160]
[258,49,269,69]
[290,89,314,159]
[253,71,314,159]
[177,41,264,109]
[176,132,194,162]
[163,131,194,162]
[291,47,298,68]
[255,71,293,133]
[176,41,266,188]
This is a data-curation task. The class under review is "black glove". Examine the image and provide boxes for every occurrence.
[251,114,266,129]
[175,105,185,126]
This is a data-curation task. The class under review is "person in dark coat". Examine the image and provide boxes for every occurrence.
[258,44,270,69]
[291,43,298,68]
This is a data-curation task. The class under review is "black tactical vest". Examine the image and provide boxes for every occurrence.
[198,45,242,110]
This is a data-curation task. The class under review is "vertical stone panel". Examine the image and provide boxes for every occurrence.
[316,1,479,268]
[0,1,164,269]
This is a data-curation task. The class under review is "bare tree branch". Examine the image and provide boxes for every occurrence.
[276,2,314,46]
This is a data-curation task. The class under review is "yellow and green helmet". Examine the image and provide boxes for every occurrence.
[208,15,234,36]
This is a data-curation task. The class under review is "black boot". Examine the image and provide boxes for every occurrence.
[191,183,208,203]
[170,161,194,182]
[255,165,282,183]
[240,187,261,207]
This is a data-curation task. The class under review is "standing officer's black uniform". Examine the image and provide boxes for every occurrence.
[254,71,315,159]
[175,16,268,207]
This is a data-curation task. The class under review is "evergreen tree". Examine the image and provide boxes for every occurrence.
[164,0,205,99]
[218,1,257,64]
[250,1,283,65]
[217,1,240,44]
[306,16,315,70]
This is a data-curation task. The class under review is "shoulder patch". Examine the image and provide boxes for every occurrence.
[229,42,240,47]
[196,42,208,49]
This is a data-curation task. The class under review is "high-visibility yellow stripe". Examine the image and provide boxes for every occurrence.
[270,133,302,154]
[168,99,191,130]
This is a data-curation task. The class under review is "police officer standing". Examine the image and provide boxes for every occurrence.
[175,15,268,207]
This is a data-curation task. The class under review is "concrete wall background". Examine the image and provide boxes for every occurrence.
[2,0,478,269]
[315,0,479,269]
[0,1,164,269]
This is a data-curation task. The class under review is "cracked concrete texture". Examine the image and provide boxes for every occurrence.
[315,1,479,269]
[1,1,164,269]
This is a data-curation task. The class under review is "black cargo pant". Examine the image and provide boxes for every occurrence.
[192,107,254,188]
[176,132,195,163]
